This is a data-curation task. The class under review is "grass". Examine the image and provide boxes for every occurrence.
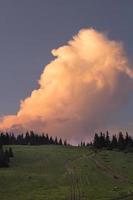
[0,145,133,200]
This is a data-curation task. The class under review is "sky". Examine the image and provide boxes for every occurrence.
[0,1,133,141]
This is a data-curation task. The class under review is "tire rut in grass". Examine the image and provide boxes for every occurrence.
[65,156,87,200]
[87,152,132,184]
[86,151,133,200]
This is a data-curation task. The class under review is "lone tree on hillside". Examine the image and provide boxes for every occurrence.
[0,145,13,167]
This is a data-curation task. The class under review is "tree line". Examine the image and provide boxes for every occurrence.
[92,131,133,152]
[0,145,13,167]
[0,131,67,146]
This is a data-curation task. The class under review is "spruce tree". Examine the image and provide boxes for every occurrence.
[111,135,118,149]
[118,132,125,150]
[9,147,14,157]
[59,138,63,145]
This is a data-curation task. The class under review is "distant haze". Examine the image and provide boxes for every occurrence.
[0,28,133,142]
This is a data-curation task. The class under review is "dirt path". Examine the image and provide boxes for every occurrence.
[86,151,133,200]
[65,150,133,200]
[65,156,87,200]
[86,152,132,184]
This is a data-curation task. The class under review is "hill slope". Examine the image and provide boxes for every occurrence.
[0,146,133,200]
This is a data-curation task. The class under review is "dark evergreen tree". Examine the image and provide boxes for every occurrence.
[99,132,106,148]
[55,137,58,145]
[118,132,125,150]
[0,145,12,168]
[64,139,67,146]
[49,136,54,145]
[105,131,111,148]
[59,138,63,145]
[111,135,118,149]
[9,147,14,157]
[93,133,100,148]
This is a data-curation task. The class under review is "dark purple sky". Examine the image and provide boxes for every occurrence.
[0,0,133,127]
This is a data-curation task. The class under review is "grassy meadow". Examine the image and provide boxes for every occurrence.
[0,145,133,200]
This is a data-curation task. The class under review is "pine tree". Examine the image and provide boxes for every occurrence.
[118,132,125,150]
[105,131,111,148]
[59,138,63,145]
[99,132,106,148]
[0,146,10,168]
[111,135,118,149]
[93,133,100,148]
[55,137,58,145]
[9,147,14,157]
[64,139,67,146]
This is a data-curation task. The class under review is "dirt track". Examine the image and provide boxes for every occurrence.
[65,150,133,200]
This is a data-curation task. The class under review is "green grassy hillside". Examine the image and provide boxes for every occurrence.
[0,145,133,200]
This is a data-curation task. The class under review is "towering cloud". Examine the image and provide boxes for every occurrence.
[0,28,133,141]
